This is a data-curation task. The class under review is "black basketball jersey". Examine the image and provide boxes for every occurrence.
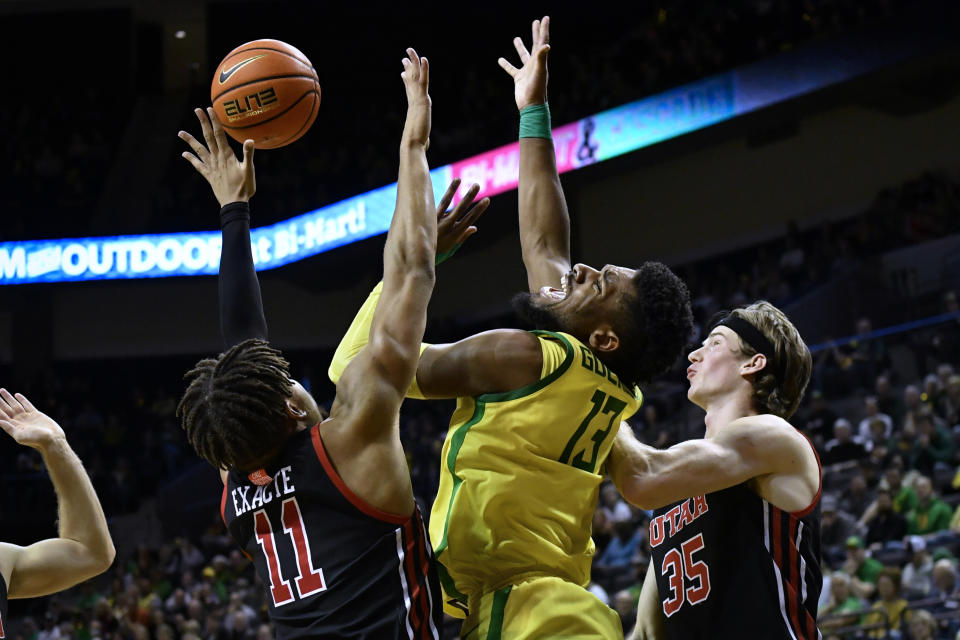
[648,478,822,639]
[221,424,442,639]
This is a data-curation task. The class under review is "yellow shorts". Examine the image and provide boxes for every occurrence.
[461,576,622,640]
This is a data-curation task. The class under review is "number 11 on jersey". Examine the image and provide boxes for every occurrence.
[254,496,328,607]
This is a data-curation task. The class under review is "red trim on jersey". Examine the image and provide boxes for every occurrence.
[771,507,816,640]
[786,513,805,640]
[309,424,410,525]
[220,482,229,526]
[791,433,823,518]
[402,519,425,634]
[413,510,435,639]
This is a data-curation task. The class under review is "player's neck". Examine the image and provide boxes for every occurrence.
[703,392,756,437]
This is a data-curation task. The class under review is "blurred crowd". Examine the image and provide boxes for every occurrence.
[2,0,914,240]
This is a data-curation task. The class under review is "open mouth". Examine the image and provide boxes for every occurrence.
[538,273,572,302]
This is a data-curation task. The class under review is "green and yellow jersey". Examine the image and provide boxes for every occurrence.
[429,330,642,617]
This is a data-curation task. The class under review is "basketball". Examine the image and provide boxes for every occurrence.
[210,39,320,149]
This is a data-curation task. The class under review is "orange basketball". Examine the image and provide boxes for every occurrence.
[211,39,320,149]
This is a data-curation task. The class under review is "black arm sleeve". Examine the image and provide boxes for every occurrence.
[219,201,269,348]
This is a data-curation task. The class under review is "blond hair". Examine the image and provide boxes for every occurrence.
[729,301,812,419]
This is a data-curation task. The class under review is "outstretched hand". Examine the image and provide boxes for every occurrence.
[0,389,65,451]
[400,48,431,149]
[178,107,256,207]
[498,16,550,111]
[435,179,490,256]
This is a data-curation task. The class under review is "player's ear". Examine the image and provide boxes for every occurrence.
[285,398,308,420]
[589,324,620,353]
[740,353,767,377]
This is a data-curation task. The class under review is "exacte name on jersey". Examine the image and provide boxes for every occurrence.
[232,466,296,517]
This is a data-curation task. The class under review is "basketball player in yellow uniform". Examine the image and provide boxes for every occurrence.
[329,20,693,637]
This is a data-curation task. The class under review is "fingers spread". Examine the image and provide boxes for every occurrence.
[460,197,490,229]
[437,178,461,217]
[498,57,518,77]
[453,183,482,215]
[195,107,219,158]
[0,388,20,414]
[513,37,530,63]
[181,152,205,173]
[207,108,231,156]
[178,130,208,161]
[15,393,36,412]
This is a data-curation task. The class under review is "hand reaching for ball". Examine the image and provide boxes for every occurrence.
[178,107,256,208]
[400,48,431,150]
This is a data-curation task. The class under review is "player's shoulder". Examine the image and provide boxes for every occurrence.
[723,414,811,455]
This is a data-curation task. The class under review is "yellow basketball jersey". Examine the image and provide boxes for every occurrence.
[428,330,643,618]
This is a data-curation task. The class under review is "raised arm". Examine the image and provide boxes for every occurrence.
[179,108,266,348]
[498,16,571,292]
[0,391,115,598]
[607,417,818,511]
[327,181,542,399]
[331,48,437,434]
[327,179,489,394]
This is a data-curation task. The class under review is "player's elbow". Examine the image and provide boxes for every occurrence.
[88,538,116,576]
[368,335,420,391]
[620,473,672,511]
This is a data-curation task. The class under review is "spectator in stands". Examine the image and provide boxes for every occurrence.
[907,476,953,535]
[875,376,904,426]
[865,488,909,549]
[845,535,884,600]
[902,384,924,433]
[922,374,942,413]
[905,608,937,640]
[863,568,910,637]
[593,520,644,583]
[841,473,874,521]
[800,389,837,451]
[901,536,934,600]
[938,374,960,427]
[826,418,868,465]
[819,572,865,631]
[859,396,894,441]
[937,364,955,396]
[599,482,633,525]
[887,464,919,515]
[864,415,892,452]
[822,495,860,566]
[909,408,955,478]
[930,557,960,601]
[843,318,890,391]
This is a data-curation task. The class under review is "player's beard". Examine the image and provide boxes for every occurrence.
[511,292,565,332]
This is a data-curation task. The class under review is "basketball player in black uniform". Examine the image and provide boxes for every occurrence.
[176,49,444,638]
[0,389,115,634]
[608,306,822,640]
